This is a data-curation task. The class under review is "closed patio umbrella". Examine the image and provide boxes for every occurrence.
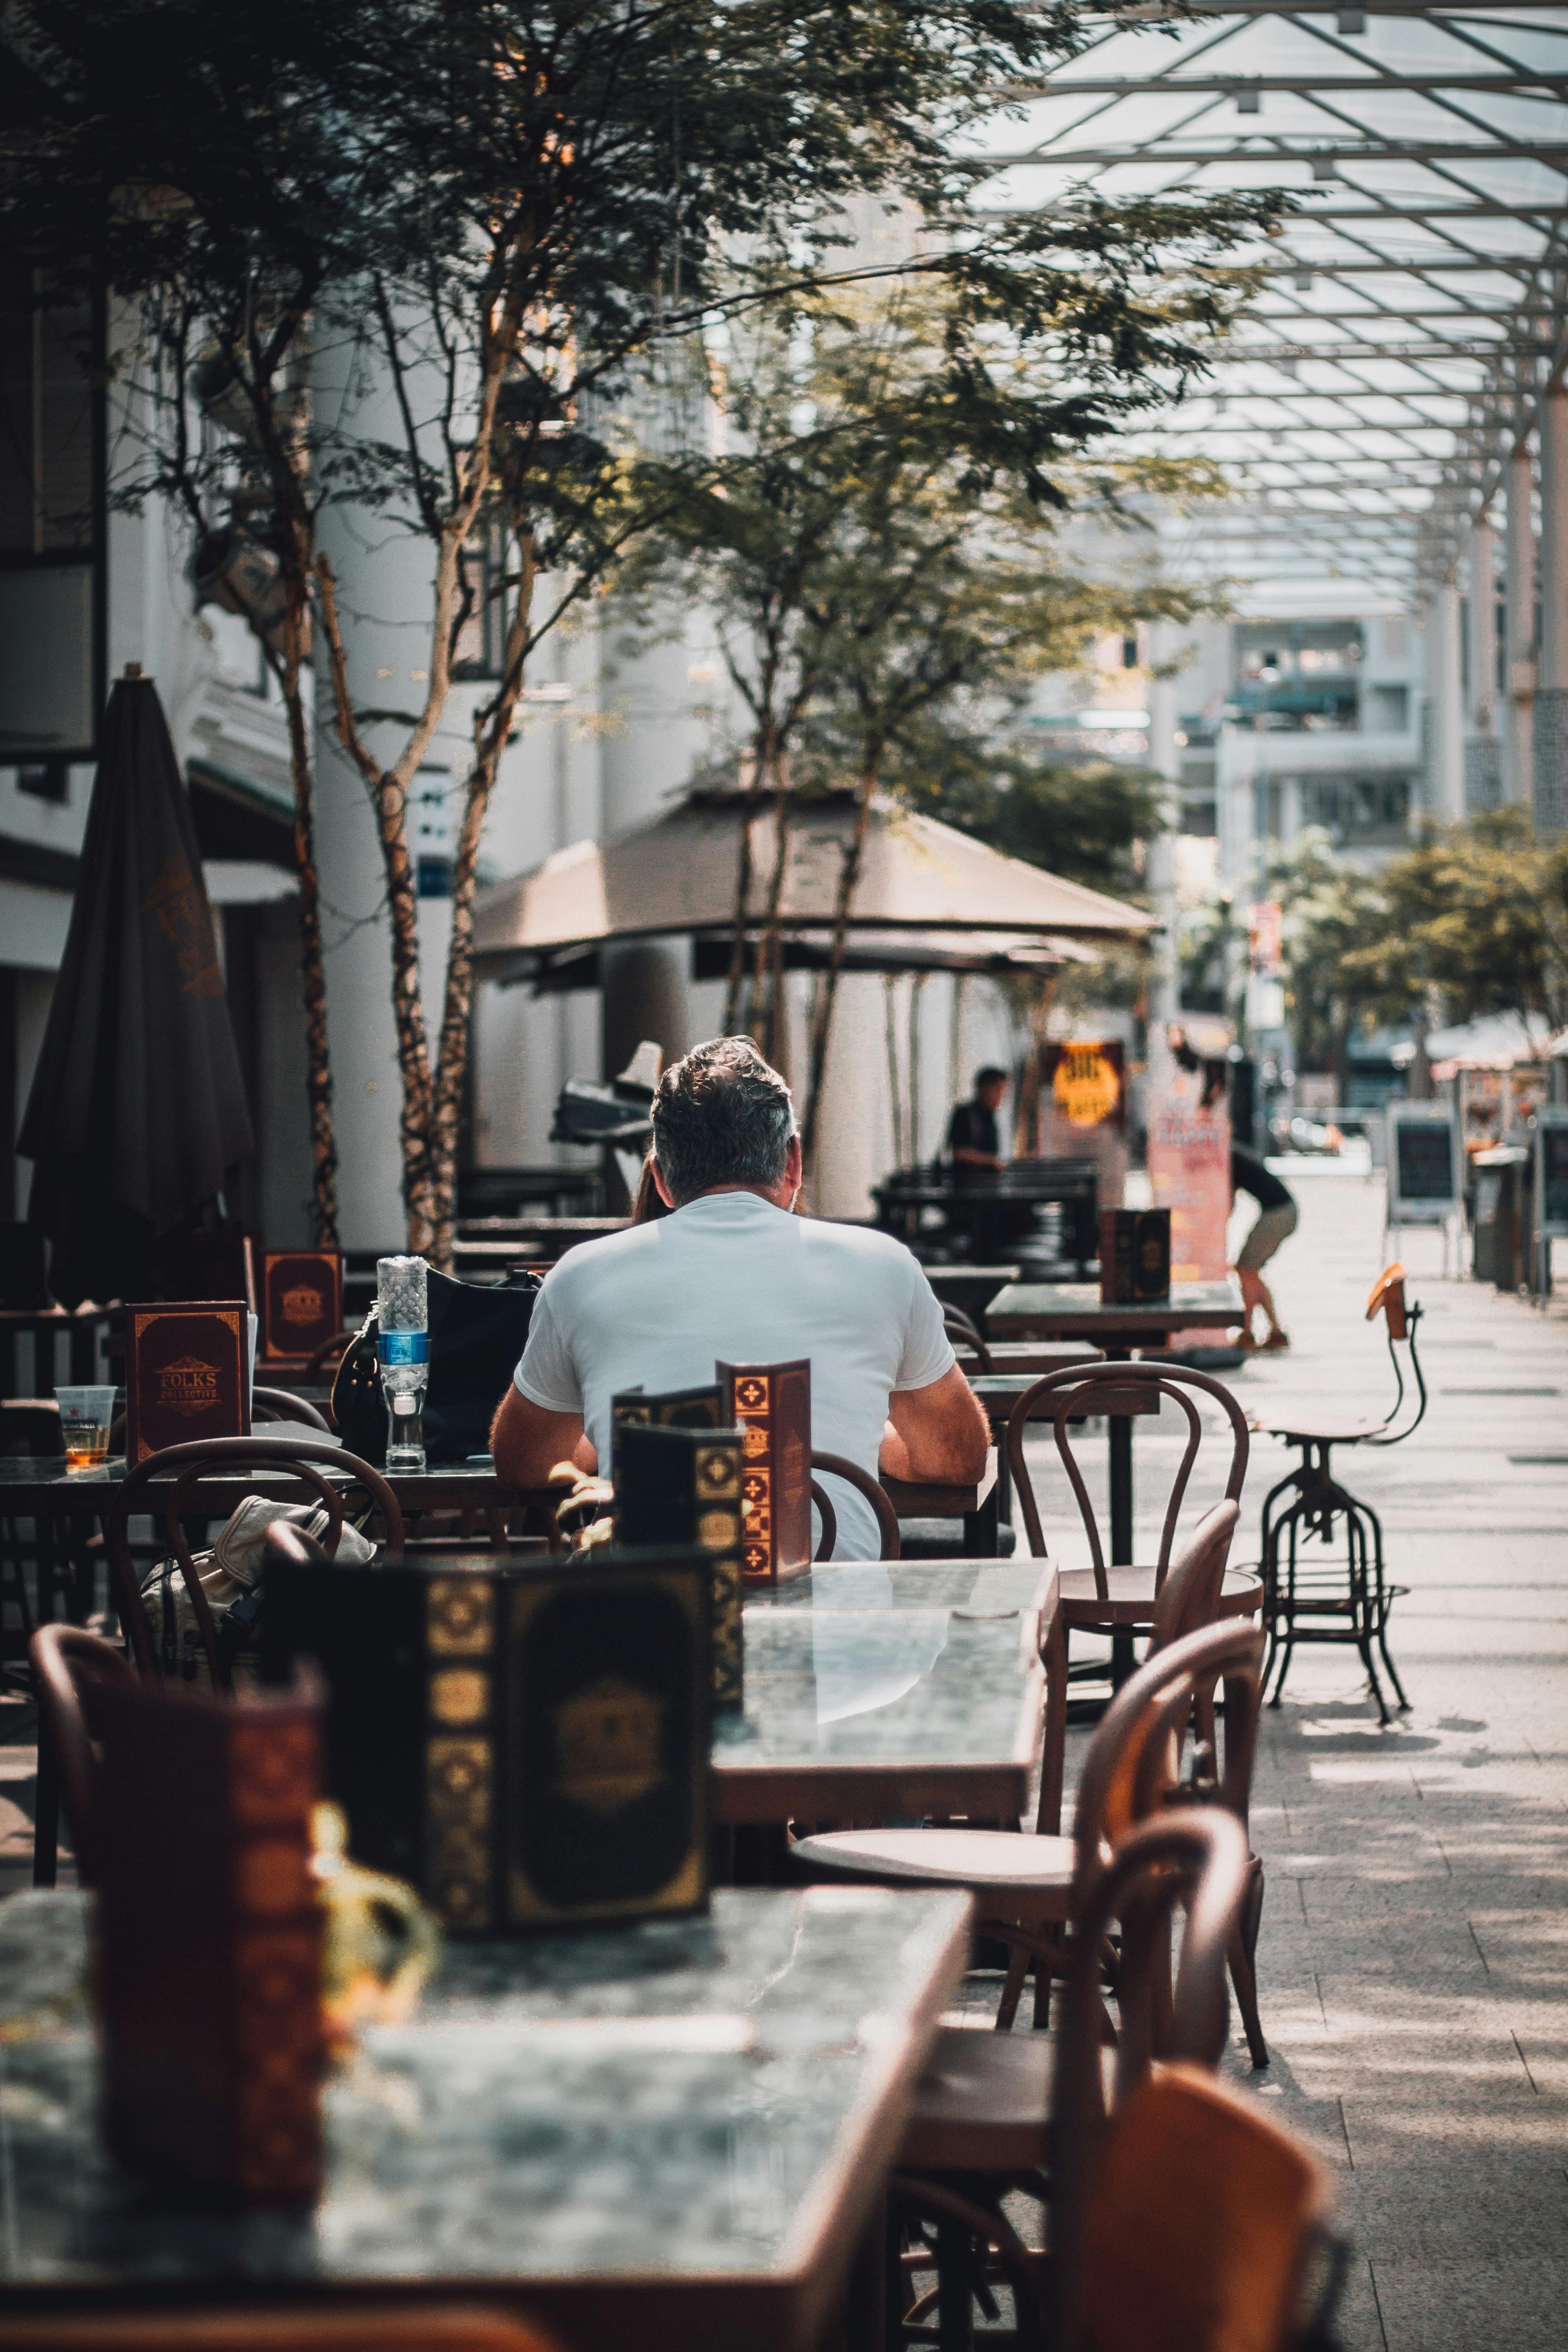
[18,670,254,1305]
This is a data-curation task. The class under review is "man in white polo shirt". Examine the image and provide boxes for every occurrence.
[490,1036,989,1558]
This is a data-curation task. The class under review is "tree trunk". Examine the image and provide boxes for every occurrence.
[426,542,538,1269]
[724,725,774,1035]
[1013,975,1056,1157]
[278,620,339,1244]
[800,749,882,1181]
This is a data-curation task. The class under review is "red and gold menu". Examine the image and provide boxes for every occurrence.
[261,1250,343,1363]
[125,1300,250,1463]
[718,1358,811,1583]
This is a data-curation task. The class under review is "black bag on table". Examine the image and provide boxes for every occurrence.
[331,1264,540,1466]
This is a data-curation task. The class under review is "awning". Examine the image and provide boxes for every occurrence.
[472,790,1153,989]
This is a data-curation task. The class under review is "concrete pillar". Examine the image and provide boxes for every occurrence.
[1464,511,1501,813]
[1426,580,1465,822]
[1144,626,1181,1049]
[1536,387,1568,836]
[1505,441,1537,808]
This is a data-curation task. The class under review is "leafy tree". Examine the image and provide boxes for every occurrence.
[1338,811,1568,1038]
[0,0,424,1239]
[5,0,1105,1256]
[887,715,1162,899]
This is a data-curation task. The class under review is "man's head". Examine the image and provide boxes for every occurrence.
[651,1037,800,1209]
[975,1067,1008,1111]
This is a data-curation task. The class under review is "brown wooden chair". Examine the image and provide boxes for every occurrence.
[793,1505,1249,2041]
[810,1449,902,1560]
[0,2308,562,2352]
[1059,2063,1337,2352]
[252,1385,333,1432]
[888,1808,1256,2349]
[104,1436,404,1686]
[1007,1361,1262,1673]
[29,1622,135,1887]
[943,1304,995,1372]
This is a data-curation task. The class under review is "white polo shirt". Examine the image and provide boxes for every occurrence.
[513,1191,956,1558]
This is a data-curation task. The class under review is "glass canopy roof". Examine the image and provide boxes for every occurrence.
[963,4,1568,592]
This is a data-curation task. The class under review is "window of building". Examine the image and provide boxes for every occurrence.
[0,260,104,764]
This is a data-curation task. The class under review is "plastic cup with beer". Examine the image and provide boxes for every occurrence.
[55,1386,118,1470]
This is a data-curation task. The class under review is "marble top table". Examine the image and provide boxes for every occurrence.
[986,1277,1245,1347]
[716,1560,1055,1828]
[0,1884,970,2351]
[0,1449,998,1527]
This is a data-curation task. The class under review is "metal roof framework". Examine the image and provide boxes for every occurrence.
[963,4,1568,593]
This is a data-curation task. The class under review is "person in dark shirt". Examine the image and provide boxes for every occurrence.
[946,1067,1008,1174]
[1232,1143,1298,1351]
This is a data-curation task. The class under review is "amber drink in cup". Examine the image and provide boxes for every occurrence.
[55,1386,117,1469]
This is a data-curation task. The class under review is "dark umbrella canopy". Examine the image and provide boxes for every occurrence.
[19,672,254,1305]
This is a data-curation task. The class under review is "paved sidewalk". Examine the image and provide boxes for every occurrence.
[1038,1163,1568,2352]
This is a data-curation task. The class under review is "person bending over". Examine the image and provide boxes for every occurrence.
[491,1036,990,1558]
[1231,1142,1298,1352]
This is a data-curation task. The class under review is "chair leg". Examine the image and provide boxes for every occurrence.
[1362,1496,1411,1711]
[1229,1859,1268,2069]
[1346,1508,1391,1727]
[32,1720,59,1889]
[995,1942,1030,2032]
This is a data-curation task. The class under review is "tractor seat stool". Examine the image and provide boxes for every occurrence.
[1253,1263,1421,1726]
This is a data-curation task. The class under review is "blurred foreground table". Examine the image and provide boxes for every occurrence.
[0,1884,970,2352]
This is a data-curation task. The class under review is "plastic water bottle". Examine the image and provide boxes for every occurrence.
[377,1254,429,1472]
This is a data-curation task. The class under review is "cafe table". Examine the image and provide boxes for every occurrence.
[0,1882,970,2352]
[715,1558,1060,1863]
[0,1450,1007,1568]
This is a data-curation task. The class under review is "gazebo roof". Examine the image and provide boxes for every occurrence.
[472,790,1153,988]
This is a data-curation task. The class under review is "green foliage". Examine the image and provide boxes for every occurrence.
[885,712,1162,898]
[1253,814,1568,1069]
[1337,810,1568,1034]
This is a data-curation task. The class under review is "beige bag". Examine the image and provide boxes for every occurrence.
[140,1496,376,1683]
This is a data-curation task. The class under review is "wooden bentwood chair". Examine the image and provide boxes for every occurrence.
[794,1502,1271,2068]
[0,2307,564,2352]
[28,1622,134,1886]
[810,1450,902,1560]
[888,1809,1334,2352]
[104,1436,403,1689]
[1007,1361,1262,1673]
[1253,1262,1424,1724]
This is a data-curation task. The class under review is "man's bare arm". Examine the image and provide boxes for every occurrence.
[490,1384,595,1488]
[880,1364,990,1485]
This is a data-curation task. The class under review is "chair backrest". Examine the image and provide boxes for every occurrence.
[1006,1361,1249,1596]
[0,1401,63,1459]
[106,1436,404,1684]
[0,2305,562,2352]
[1073,2064,1333,2352]
[810,1450,902,1560]
[1365,1261,1427,1446]
[1048,1810,1254,2347]
[943,1305,994,1373]
[305,1330,357,1381]
[1064,1598,1263,1871]
[28,1623,135,1885]
[252,1386,333,1433]
[1148,1501,1239,1651]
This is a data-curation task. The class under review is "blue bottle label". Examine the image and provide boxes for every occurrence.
[379,1329,429,1367]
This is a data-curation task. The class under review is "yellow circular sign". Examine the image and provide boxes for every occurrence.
[1053,1043,1121,1128]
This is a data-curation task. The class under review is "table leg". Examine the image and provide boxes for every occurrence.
[960,1485,1000,1559]
[1108,1408,1135,1689]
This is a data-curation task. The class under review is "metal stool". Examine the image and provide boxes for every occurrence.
[1254,1264,1423,1725]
